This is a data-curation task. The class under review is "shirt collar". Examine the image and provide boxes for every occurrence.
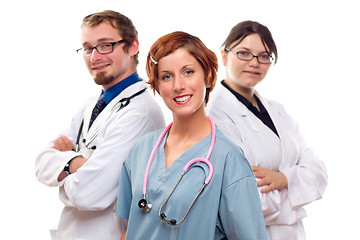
[103,72,142,104]
[221,80,252,107]
[221,80,266,113]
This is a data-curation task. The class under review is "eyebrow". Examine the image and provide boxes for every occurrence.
[159,64,194,74]
[181,64,193,70]
[82,38,117,46]
[236,47,269,54]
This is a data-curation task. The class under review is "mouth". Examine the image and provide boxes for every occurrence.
[92,64,110,72]
[174,95,192,103]
[244,70,261,76]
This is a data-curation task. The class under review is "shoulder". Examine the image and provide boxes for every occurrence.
[207,83,232,108]
[207,84,243,120]
[111,81,165,128]
[127,81,162,110]
[261,97,285,111]
[214,129,248,166]
[124,129,163,169]
[126,128,164,159]
[132,128,163,148]
[256,92,287,112]
[214,129,254,185]
[214,129,242,152]
[258,94,298,125]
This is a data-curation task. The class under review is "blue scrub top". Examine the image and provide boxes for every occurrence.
[115,128,267,240]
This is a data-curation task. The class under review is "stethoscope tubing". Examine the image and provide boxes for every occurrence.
[142,116,215,195]
[142,122,172,195]
[75,88,147,152]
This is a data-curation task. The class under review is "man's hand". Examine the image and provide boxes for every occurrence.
[54,136,88,182]
[53,136,75,151]
[252,166,288,193]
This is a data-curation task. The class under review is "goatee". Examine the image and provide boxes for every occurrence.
[94,72,114,86]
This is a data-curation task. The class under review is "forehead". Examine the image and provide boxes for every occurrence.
[81,21,121,45]
[158,48,199,70]
[233,34,269,53]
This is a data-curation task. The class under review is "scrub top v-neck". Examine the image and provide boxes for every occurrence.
[115,128,267,239]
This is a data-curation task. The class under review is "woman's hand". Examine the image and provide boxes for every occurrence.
[252,166,288,193]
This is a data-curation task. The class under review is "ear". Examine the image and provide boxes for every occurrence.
[220,48,227,66]
[128,39,139,57]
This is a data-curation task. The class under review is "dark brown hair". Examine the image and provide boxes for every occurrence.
[146,31,218,104]
[222,21,278,63]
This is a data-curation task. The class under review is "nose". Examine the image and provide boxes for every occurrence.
[173,76,185,92]
[248,56,260,67]
[89,48,102,63]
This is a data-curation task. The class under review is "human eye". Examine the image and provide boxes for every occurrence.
[236,51,253,60]
[260,55,271,60]
[237,51,251,57]
[184,69,194,75]
[259,54,272,63]
[161,74,172,81]
[98,42,113,51]
[83,46,93,54]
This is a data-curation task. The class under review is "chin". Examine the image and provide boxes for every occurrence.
[94,72,114,86]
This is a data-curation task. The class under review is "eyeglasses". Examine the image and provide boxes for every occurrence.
[76,39,127,57]
[225,48,273,64]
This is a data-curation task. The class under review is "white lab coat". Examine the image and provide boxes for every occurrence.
[207,83,328,240]
[35,80,165,240]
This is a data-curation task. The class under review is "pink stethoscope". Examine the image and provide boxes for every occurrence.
[138,116,216,226]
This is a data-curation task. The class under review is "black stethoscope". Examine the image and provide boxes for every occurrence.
[138,116,216,226]
[75,88,147,152]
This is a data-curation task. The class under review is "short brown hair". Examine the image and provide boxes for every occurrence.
[146,31,218,104]
[82,10,139,65]
[222,21,278,63]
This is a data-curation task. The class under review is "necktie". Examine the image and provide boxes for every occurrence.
[89,93,107,129]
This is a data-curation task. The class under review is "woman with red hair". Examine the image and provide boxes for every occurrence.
[115,31,266,239]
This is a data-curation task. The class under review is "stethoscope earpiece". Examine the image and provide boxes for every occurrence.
[138,198,152,213]
[160,213,177,225]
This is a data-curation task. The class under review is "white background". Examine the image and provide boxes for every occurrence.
[1,0,359,239]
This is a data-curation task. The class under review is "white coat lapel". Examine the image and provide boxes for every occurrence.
[260,96,298,170]
[84,81,147,143]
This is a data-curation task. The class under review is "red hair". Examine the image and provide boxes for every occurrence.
[146,31,218,104]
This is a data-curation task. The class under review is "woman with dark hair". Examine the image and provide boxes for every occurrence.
[207,21,328,239]
[115,31,266,239]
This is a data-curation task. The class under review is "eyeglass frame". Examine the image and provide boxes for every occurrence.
[225,48,274,64]
[76,39,127,57]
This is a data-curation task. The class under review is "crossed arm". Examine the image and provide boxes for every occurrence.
[54,136,88,182]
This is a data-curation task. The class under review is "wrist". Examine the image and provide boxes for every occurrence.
[64,159,72,176]
[69,156,87,173]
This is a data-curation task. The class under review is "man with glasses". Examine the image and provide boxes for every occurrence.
[35,10,165,240]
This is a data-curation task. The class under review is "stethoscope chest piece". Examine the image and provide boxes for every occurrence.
[138,198,152,213]
[138,117,216,225]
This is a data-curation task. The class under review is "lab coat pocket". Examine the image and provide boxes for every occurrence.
[256,178,281,222]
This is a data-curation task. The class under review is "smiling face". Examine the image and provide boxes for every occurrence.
[81,21,139,90]
[157,48,210,119]
[222,33,271,96]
